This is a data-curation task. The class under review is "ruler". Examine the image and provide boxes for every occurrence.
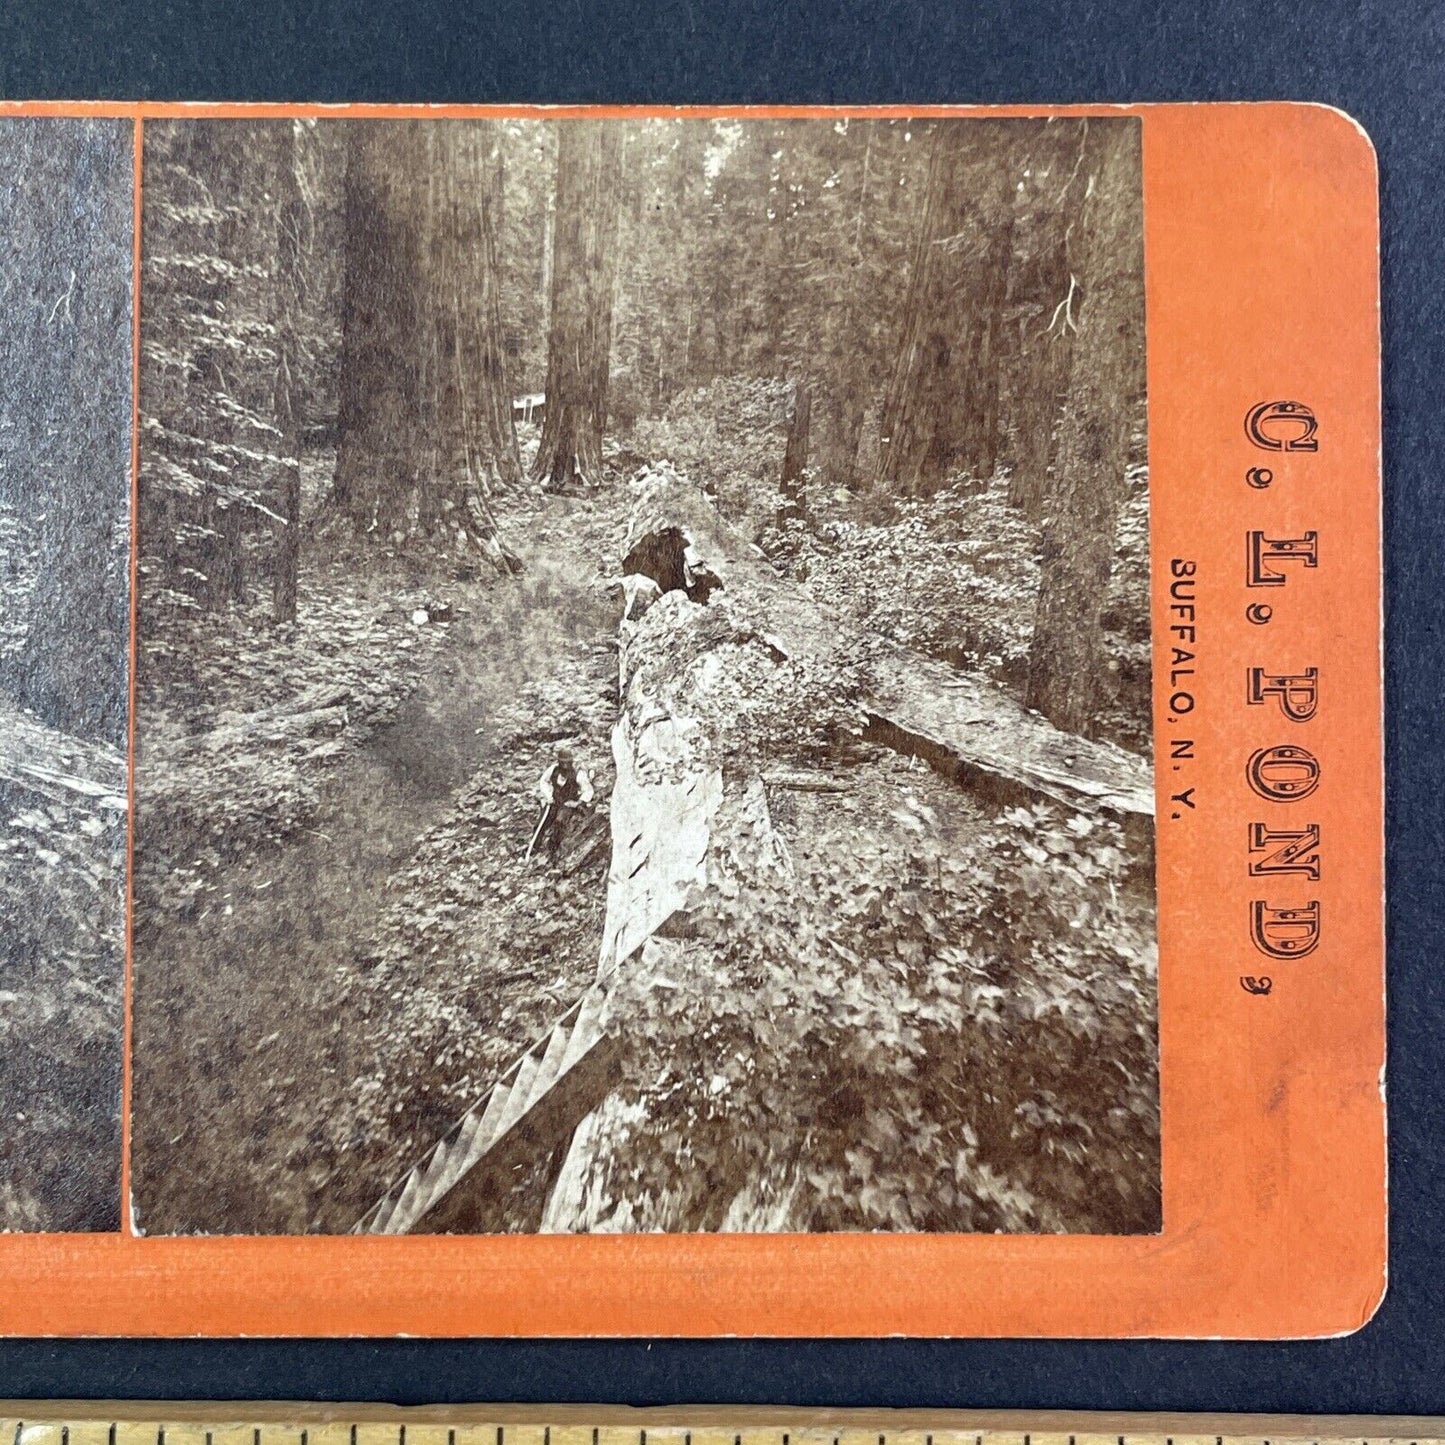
[4,1411,1444,1445]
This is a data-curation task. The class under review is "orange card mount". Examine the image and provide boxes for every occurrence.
[0,100,1382,1338]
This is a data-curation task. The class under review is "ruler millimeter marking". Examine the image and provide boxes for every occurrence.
[6,1415,1445,1445]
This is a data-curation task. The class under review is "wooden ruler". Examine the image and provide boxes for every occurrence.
[4,1411,1445,1445]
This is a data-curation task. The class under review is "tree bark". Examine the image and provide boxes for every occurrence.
[204,500,246,608]
[1025,118,1146,736]
[332,122,519,569]
[1007,120,1089,520]
[814,386,865,490]
[780,378,811,513]
[812,120,873,491]
[1006,308,1072,520]
[5,120,134,747]
[271,120,305,625]
[956,169,1017,483]
[426,121,523,498]
[874,121,1023,497]
[333,123,428,535]
[532,122,623,489]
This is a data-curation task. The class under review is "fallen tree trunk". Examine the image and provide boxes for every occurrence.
[0,702,128,812]
[618,465,1155,821]
[543,464,1160,1234]
[162,682,352,774]
[594,461,1154,996]
[357,463,1161,1236]
[597,708,723,975]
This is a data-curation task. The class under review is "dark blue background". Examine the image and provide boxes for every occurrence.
[1,0,1439,1412]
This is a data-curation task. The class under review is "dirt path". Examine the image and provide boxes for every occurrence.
[131,493,625,1234]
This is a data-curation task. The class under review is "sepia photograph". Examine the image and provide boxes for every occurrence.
[129,113,1159,1237]
[0,117,133,1233]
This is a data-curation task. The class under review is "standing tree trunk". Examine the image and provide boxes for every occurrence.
[4,119,134,749]
[206,499,246,607]
[333,123,428,536]
[332,122,520,570]
[780,378,811,514]
[874,121,1023,497]
[1025,118,1146,736]
[476,127,525,489]
[813,120,874,491]
[271,119,305,625]
[1006,299,1073,520]
[710,263,731,378]
[1008,120,1090,520]
[814,385,866,491]
[874,125,946,494]
[533,122,623,489]
[955,168,1017,483]
[425,122,524,509]
[747,121,789,377]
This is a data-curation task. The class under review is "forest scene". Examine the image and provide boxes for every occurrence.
[130,113,1159,1236]
[0,118,132,1232]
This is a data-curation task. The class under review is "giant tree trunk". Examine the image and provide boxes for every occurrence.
[333,122,519,568]
[333,123,428,536]
[1006,312,1072,520]
[955,171,1016,483]
[811,121,874,491]
[1025,118,1146,735]
[4,120,134,749]
[426,122,523,501]
[532,122,622,489]
[1007,119,1090,520]
[874,121,1022,497]
[271,119,305,625]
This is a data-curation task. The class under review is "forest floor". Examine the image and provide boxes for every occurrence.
[0,498,126,1232]
[132,479,631,1233]
[131,455,1159,1236]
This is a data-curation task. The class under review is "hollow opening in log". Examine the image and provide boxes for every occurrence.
[621,526,722,604]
